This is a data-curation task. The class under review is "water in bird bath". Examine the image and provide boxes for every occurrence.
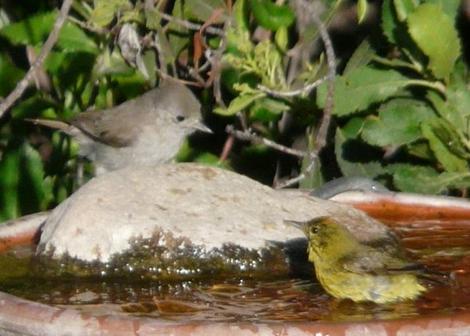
[1,220,470,323]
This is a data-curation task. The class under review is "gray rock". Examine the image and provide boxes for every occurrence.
[37,163,392,265]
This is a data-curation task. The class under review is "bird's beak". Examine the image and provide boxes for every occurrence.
[284,219,308,231]
[191,120,213,134]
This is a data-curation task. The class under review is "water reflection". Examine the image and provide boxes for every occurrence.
[1,220,470,323]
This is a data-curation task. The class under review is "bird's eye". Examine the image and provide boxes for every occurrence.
[311,226,319,235]
[176,115,186,122]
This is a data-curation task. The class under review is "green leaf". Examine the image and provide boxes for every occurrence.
[275,26,289,51]
[407,3,461,80]
[0,142,52,221]
[90,0,131,27]
[249,97,289,122]
[343,39,375,74]
[361,99,434,147]
[92,48,134,80]
[233,0,250,32]
[381,0,399,44]
[426,0,461,22]
[11,96,54,119]
[194,152,231,169]
[392,164,470,194]
[0,54,24,96]
[392,165,443,193]
[58,22,98,53]
[335,126,384,177]
[0,11,97,53]
[423,117,470,159]
[214,92,266,116]
[421,121,468,172]
[357,0,368,23]
[428,82,470,142]
[393,0,417,21]
[0,11,55,45]
[185,0,227,22]
[318,66,415,116]
[250,0,295,31]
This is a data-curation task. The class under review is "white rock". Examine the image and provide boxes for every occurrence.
[38,163,390,263]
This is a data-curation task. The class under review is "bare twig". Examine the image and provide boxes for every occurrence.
[158,11,225,36]
[275,0,336,189]
[274,157,317,189]
[67,16,107,34]
[226,125,306,158]
[257,75,328,98]
[219,134,235,162]
[308,3,336,153]
[0,0,74,118]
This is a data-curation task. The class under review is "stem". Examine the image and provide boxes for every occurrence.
[0,0,74,118]
[406,79,446,96]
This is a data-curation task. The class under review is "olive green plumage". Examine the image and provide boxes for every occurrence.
[290,217,427,304]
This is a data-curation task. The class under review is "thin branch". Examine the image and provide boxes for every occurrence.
[257,75,329,98]
[0,0,74,118]
[226,125,306,158]
[158,11,225,36]
[308,2,336,153]
[275,1,336,189]
[67,15,107,34]
[275,157,317,189]
[219,134,234,162]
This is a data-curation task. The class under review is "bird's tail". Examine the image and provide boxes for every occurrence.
[25,118,74,135]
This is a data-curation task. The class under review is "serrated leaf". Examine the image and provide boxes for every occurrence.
[335,126,384,177]
[381,0,398,44]
[421,121,468,172]
[318,66,414,116]
[428,82,470,143]
[392,164,470,194]
[0,11,55,45]
[426,0,461,22]
[361,98,434,147]
[214,92,265,116]
[0,11,97,53]
[392,165,444,193]
[407,3,461,80]
[58,22,98,53]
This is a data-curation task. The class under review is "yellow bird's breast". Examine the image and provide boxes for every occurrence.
[314,262,426,304]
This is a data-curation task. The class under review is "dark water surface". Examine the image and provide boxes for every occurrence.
[1,220,470,323]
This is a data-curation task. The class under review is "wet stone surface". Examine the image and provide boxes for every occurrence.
[36,163,394,275]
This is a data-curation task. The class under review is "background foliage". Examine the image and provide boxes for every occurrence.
[0,0,469,221]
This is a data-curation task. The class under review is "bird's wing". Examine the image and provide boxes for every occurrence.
[71,106,143,148]
[71,88,166,147]
[339,249,423,275]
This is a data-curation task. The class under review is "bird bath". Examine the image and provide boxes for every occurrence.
[2,192,470,335]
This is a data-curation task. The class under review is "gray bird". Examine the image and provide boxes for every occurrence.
[28,81,211,174]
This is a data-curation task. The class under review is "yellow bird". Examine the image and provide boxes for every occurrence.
[288,216,427,304]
